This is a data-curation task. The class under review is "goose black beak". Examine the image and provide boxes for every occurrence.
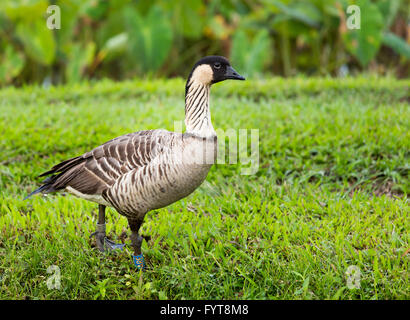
[225,66,245,80]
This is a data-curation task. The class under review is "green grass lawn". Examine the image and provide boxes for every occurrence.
[0,76,409,299]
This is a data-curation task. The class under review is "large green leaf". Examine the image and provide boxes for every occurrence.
[376,0,402,29]
[161,0,204,39]
[65,42,96,83]
[0,45,25,84]
[100,33,128,62]
[231,29,272,77]
[103,33,128,55]
[55,0,82,48]
[265,0,321,28]
[124,6,173,73]
[342,0,384,67]
[95,6,127,48]
[267,0,324,38]
[16,19,55,66]
[382,32,410,59]
[84,0,109,20]
[1,0,48,23]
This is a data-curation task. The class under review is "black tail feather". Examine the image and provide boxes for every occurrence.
[38,156,82,177]
[23,184,52,200]
[24,156,85,200]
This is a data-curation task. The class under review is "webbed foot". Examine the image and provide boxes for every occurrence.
[90,223,125,252]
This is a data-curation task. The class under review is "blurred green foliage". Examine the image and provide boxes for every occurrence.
[0,0,409,85]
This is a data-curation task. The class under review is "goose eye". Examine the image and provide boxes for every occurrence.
[214,62,221,69]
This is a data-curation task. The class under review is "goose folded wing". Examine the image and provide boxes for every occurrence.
[35,129,171,196]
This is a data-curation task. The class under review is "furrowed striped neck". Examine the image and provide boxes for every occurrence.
[184,81,215,137]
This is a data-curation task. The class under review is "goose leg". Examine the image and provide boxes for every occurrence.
[90,204,125,251]
[128,217,148,269]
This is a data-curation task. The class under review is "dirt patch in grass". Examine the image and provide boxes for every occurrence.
[348,179,406,198]
[372,180,405,198]
[398,95,410,104]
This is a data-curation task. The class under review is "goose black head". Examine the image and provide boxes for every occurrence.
[187,56,245,87]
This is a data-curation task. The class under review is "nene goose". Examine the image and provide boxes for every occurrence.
[26,56,245,268]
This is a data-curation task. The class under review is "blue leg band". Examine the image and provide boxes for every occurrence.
[132,254,146,270]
